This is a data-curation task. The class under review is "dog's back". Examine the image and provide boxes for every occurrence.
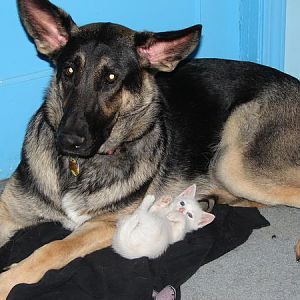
[155,59,300,197]
[174,60,300,208]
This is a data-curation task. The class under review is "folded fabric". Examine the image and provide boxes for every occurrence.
[0,204,269,300]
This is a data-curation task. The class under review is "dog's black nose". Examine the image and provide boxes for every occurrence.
[57,133,86,152]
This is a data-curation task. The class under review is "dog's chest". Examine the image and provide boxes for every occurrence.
[61,193,91,230]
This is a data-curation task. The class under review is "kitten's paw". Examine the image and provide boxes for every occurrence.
[144,195,155,202]
[157,196,172,207]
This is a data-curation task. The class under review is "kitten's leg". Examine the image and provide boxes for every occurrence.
[138,195,156,211]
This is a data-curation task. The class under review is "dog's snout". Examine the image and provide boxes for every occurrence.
[57,132,86,152]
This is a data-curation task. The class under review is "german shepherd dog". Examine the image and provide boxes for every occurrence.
[0,0,299,297]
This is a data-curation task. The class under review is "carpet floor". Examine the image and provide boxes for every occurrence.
[181,206,300,300]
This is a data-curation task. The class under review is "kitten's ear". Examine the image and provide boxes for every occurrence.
[198,212,215,228]
[178,184,197,198]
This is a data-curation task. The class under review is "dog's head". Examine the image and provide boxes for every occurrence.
[18,0,201,158]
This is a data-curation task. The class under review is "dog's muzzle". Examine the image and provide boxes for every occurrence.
[56,131,93,157]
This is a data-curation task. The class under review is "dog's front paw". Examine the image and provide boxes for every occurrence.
[0,261,34,299]
[0,270,17,300]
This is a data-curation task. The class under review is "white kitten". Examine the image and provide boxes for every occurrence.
[112,194,172,259]
[112,185,215,259]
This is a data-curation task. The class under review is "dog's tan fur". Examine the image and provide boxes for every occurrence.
[209,97,300,260]
[0,202,140,299]
[211,98,300,207]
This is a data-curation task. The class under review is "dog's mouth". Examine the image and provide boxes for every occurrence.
[56,114,117,159]
[57,141,121,158]
[97,143,125,156]
[65,144,121,177]
[56,140,100,159]
[56,130,110,158]
[56,114,125,158]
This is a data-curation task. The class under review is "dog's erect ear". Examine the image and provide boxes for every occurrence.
[17,0,77,57]
[135,25,201,72]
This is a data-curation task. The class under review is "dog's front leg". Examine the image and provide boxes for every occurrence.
[0,215,117,300]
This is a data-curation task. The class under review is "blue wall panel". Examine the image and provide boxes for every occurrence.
[0,0,52,178]
[240,0,286,70]
[285,0,300,78]
[199,0,240,60]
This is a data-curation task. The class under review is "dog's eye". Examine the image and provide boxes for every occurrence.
[180,201,185,206]
[64,67,74,78]
[187,212,193,218]
[106,73,117,83]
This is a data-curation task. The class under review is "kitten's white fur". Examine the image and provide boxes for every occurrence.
[112,184,215,259]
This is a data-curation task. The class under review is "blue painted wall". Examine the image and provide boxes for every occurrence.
[285,0,300,78]
[0,0,51,178]
[240,0,286,70]
[199,0,240,59]
[0,0,285,179]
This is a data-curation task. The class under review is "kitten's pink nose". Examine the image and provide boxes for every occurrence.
[179,207,185,213]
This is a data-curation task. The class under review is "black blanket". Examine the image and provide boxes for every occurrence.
[0,205,269,300]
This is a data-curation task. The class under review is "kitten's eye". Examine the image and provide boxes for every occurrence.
[187,212,193,218]
[64,66,74,78]
[106,73,117,83]
[180,201,185,206]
